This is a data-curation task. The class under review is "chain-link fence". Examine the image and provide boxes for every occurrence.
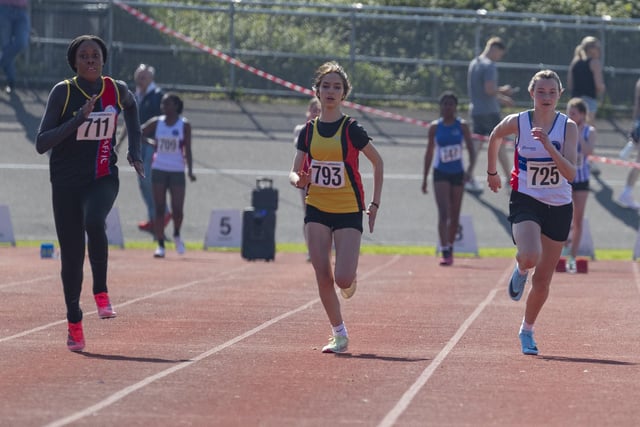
[19,0,640,114]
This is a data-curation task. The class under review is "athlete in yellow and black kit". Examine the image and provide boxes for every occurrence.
[296,115,371,231]
[288,61,384,354]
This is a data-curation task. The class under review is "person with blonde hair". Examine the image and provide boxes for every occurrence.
[567,36,606,124]
[487,69,578,355]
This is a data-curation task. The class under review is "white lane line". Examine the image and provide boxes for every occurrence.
[44,255,401,427]
[0,265,251,344]
[0,163,446,181]
[377,263,512,427]
[0,274,58,290]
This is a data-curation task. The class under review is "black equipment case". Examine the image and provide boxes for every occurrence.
[241,178,278,261]
[251,178,278,211]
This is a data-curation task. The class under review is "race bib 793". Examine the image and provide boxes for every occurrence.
[310,159,345,188]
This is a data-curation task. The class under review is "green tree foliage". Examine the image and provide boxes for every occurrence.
[340,0,639,18]
[121,1,638,108]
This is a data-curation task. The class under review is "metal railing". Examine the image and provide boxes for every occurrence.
[19,0,640,112]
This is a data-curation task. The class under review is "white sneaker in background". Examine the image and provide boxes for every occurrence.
[464,179,483,194]
[154,246,166,258]
[617,192,640,209]
[175,236,185,255]
[619,140,635,160]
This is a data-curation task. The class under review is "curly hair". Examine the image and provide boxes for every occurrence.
[312,61,352,100]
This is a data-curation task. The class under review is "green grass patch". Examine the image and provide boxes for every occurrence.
[10,240,635,261]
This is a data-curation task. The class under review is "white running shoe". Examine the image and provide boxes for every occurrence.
[464,178,483,194]
[175,236,185,255]
[617,192,640,209]
[154,246,166,258]
[620,140,635,160]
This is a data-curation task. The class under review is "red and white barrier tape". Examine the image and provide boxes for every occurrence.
[113,1,430,128]
[114,1,640,169]
[588,155,640,169]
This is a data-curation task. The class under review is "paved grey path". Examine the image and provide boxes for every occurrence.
[1,89,639,252]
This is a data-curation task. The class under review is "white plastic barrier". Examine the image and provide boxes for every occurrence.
[0,205,16,246]
[437,214,478,257]
[204,209,242,249]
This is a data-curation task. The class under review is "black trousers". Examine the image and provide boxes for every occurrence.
[51,175,119,323]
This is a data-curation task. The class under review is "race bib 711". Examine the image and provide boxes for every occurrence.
[76,111,116,141]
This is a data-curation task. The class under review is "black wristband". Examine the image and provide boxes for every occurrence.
[369,201,379,208]
[487,171,498,176]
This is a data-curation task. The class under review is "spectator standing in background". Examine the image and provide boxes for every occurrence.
[118,64,170,233]
[567,36,606,125]
[466,36,515,194]
[0,0,30,94]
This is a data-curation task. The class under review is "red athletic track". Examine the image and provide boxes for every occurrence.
[1,247,639,426]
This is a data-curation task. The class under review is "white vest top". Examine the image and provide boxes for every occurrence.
[512,110,572,206]
[152,116,185,173]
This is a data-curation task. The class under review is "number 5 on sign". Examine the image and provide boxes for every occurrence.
[204,209,242,249]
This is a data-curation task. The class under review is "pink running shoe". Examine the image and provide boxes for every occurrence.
[94,292,117,319]
[439,248,453,266]
[67,321,85,352]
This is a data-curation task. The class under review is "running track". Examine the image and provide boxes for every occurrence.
[1,247,639,426]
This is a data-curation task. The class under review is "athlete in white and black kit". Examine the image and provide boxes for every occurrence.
[141,93,195,258]
[36,35,144,352]
[487,70,578,356]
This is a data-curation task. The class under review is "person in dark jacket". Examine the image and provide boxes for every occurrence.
[118,63,169,232]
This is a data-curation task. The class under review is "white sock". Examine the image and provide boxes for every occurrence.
[516,263,528,275]
[332,323,348,337]
[520,319,534,333]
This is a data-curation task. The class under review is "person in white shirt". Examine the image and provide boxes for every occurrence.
[141,93,196,258]
[486,70,578,356]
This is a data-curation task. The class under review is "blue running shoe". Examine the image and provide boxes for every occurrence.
[508,265,528,301]
[519,329,538,355]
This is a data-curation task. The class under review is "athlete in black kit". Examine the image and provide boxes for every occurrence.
[35,35,145,352]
